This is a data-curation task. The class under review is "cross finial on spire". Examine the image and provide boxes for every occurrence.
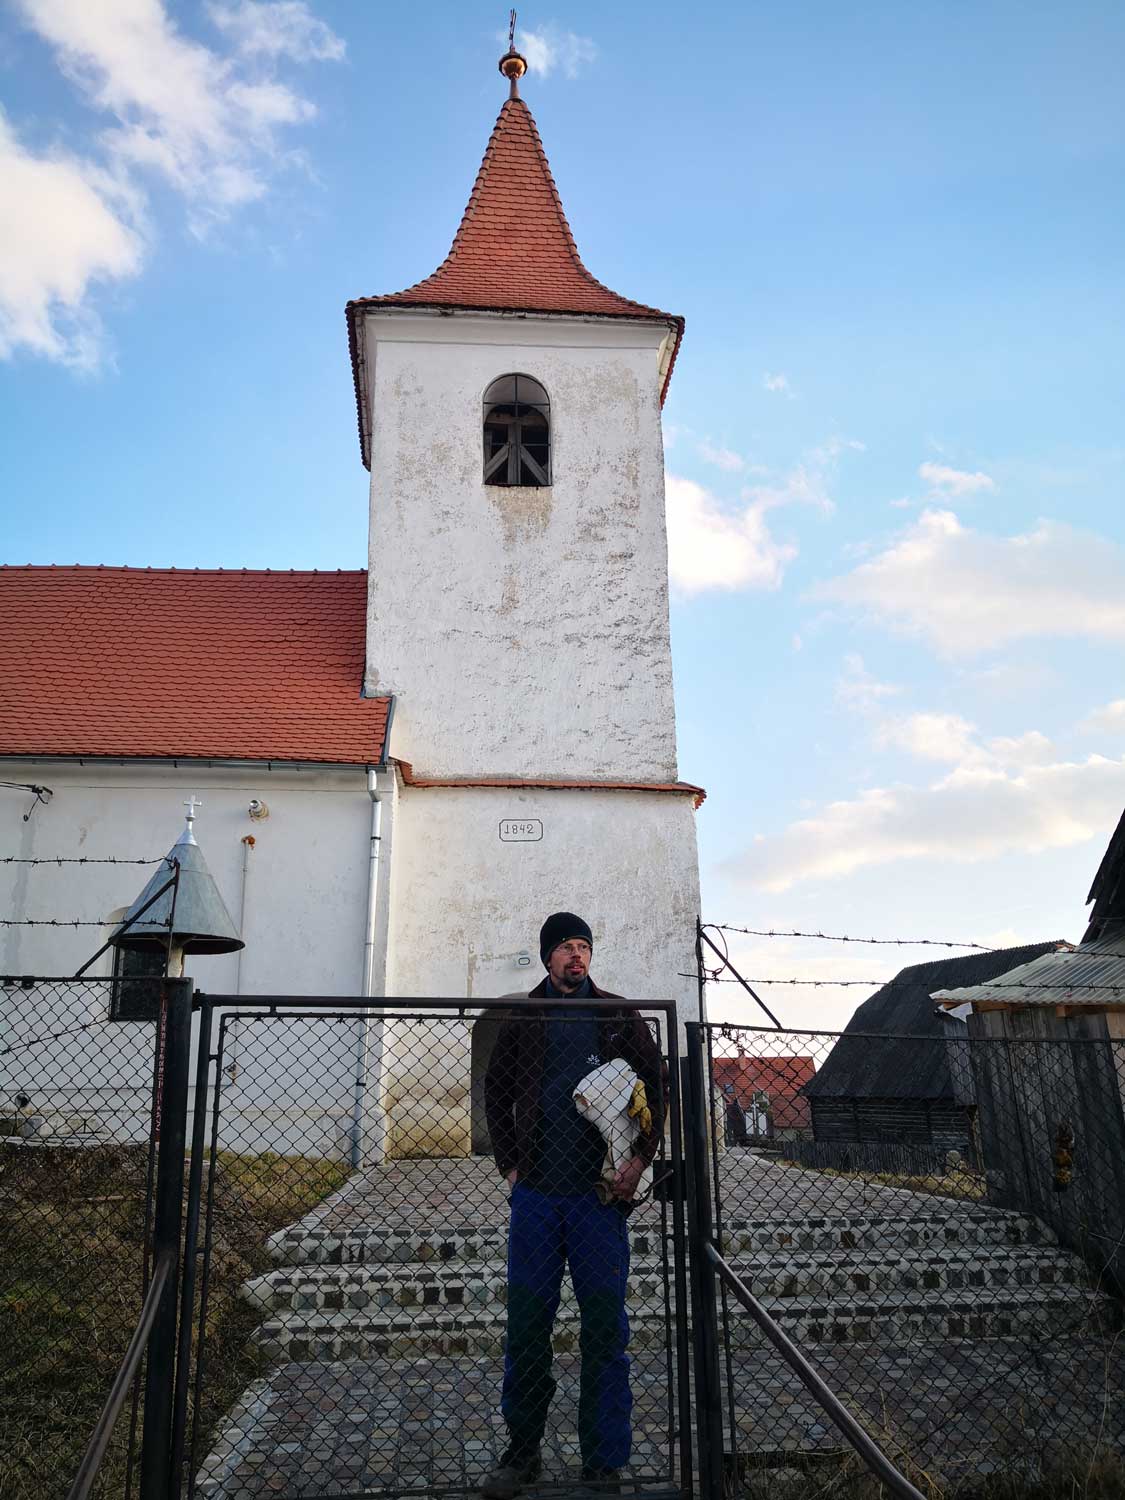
[176,793,202,849]
[498,9,528,98]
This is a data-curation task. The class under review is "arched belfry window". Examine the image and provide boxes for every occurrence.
[483,374,551,487]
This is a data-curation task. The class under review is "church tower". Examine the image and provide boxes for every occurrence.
[346,47,702,1154]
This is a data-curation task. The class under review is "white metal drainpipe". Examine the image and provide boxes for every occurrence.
[350,765,383,1168]
[226,833,255,1083]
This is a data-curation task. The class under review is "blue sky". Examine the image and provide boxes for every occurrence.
[2,1,1123,1026]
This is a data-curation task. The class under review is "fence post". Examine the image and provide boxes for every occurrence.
[139,977,193,1500]
[684,1023,726,1500]
[170,993,214,1496]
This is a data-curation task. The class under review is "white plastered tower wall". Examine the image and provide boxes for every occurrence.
[363,311,679,781]
[360,308,703,1160]
[378,782,700,1160]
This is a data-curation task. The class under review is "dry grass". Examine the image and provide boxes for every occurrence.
[0,1143,347,1500]
[737,1452,1125,1500]
[776,1157,987,1202]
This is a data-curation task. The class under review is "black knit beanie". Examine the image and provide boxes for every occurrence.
[539,911,594,967]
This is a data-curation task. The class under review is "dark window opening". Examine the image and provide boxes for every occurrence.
[483,374,550,487]
[110,944,164,1022]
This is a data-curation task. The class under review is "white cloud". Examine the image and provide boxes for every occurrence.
[813,509,1125,656]
[665,474,796,593]
[835,653,900,713]
[696,439,745,473]
[726,715,1125,893]
[2,0,342,365]
[517,26,597,78]
[207,0,345,61]
[666,437,861,595]
[763,371,795,397]
[0,111,143,368]
[875,711,979,763]
[1081,699,1125,736]
[919,461,995,496]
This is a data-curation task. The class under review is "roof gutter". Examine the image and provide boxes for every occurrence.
[0,754,385,773]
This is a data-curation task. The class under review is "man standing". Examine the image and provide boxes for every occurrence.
[481,913,664,1499]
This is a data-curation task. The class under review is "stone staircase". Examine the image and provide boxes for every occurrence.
[243,1204,1112,1364]
[195,1157,1125,1497]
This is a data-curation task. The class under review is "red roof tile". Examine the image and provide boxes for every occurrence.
[347,94,684,468]
[0,567,389,765]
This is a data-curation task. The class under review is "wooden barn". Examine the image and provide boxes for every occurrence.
[799,942,1060,1175]
[934,808,1125,1289]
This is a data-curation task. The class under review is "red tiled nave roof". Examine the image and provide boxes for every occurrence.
[347,92,683,468]
[0,567,389,765]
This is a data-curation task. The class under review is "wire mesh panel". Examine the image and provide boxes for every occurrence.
[0,976,162,1500]
[182,999,687,1500]
[700,1023,1125,1492]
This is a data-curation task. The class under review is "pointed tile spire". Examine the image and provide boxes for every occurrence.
[347,46,683,467]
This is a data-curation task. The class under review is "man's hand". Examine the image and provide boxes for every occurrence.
[612,1155,646,1200]
[506,1168,518,1186]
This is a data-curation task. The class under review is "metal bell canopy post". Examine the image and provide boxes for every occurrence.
[110,796,245,976]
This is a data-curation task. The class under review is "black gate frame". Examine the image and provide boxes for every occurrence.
[172,993,694,1500]
[66,989,935,1500]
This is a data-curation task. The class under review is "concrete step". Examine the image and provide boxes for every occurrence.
[266,1208,1049,1269]
[243,1243,1086,1319]
[251,1282,1112,1363]
[719,1208,1056,1256]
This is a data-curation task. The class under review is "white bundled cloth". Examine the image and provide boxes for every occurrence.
[573,1057,654,1204]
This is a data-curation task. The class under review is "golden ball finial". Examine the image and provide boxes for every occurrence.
[499,47,528,94]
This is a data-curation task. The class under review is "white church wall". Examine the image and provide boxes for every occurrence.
[363,311,679,783]
[0,761,381,1159]
[378,779,701,1160]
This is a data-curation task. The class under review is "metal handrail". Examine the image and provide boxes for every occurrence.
[704,1242,929,1500]
[65,1249,174,1500]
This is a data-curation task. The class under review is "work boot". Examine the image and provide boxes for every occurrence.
[480,1446,542,1500]
[578,1467,621,1494]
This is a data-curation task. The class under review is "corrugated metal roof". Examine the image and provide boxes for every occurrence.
[933,933,1125,1008]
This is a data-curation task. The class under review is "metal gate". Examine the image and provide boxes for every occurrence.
[173,994,693,1500]
[691,1021,1125,1494]
[63,992,1125,1500]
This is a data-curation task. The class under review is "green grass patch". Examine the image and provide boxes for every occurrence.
[0,1144,348,1500]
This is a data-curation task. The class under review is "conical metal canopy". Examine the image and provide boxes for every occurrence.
[111,799,244,956]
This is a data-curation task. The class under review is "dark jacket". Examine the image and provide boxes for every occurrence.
[484,975,665,1183]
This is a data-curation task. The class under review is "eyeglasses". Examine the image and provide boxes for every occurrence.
[556,941,592,957]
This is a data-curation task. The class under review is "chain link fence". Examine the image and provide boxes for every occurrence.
[181,997,687,1500]
[0,975,162,1500]
[701,1022,1125,1493]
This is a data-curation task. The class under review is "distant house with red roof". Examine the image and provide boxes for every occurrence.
[712,1055,816,1138]
[0,49,703,1162]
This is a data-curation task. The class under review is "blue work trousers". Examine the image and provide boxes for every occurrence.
[501,1182,632,1469]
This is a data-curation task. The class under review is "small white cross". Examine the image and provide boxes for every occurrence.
[183,794,203,826]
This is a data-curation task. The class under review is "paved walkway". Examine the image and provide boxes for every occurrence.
[194,1151,1121,1499]
[197,1337,1125,1499]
